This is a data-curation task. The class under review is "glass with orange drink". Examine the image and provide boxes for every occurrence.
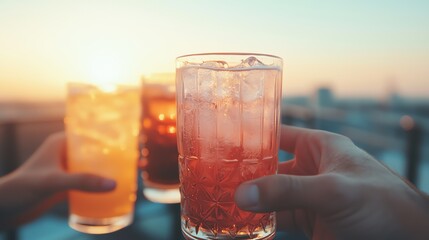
[65,82,140,234]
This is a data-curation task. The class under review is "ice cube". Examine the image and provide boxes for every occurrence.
[216,99,240,153]
[235,56,266,68]
[198,103,217,160]
[197,68,217,102]
[96,109,121,122]
[216,72,240,101]
[241,84,264,158]
[201,60,229,69]
[179,67,198,97]
[198,102,217,135]
[240,69,264,103]
[242,117,263,158]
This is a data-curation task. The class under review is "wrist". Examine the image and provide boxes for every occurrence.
[0,172,20,221]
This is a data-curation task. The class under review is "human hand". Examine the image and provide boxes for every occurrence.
[0,132,116,227]
[235,125,429,240]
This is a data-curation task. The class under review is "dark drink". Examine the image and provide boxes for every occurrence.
[140,75,180,203]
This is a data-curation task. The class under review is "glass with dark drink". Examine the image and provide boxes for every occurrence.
[140,73,180,203]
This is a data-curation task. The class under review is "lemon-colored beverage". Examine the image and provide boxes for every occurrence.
[65,82,140,234]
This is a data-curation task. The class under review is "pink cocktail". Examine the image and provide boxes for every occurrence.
[176,53,283,239]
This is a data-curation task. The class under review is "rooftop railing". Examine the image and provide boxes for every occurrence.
[282,103,426,185]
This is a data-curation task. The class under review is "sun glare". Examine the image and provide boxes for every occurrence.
[79,40,141,91]
[87,55,124,88]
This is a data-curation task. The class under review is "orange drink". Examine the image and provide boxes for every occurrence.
[65,82,140,234]
[176,53,283,239]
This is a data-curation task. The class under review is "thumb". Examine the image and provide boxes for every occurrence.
[234,174,350,213]
[52,173,117,192]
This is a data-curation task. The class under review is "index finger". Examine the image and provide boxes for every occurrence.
[280,125,313,153]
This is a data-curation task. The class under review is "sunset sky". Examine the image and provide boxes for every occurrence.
[0,0,428,101]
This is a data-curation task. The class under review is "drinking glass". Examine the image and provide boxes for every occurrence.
[65,82,140,234]
[139,73,180,203]
[176,53,283,239]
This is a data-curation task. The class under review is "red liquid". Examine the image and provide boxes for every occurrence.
[180,147,277,238]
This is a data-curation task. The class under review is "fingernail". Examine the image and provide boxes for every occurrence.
[235,184,260,209]
[100,179,116,190]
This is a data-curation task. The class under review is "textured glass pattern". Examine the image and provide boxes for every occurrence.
[176,53,282,239]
